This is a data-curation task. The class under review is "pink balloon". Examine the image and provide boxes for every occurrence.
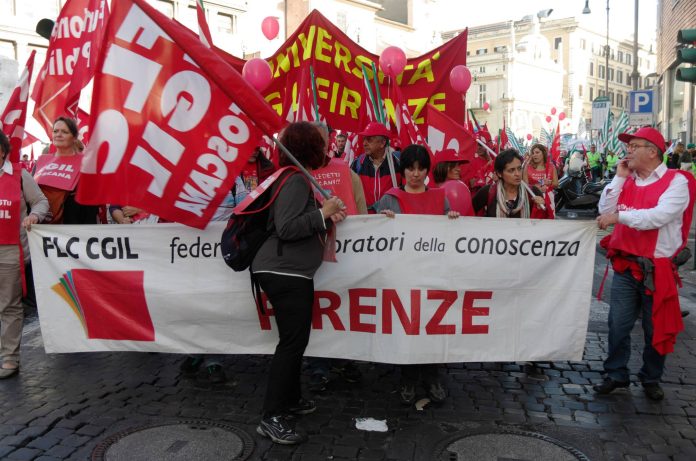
[242,58,272,92]
[482,102,490,111]
[449,65,472,94]
[261,16,279,40]
[545,115,552,123]
[380,46,407,77]
[558,112,566,121]
[442,180,473,216]
[550,107,557,115]
[526,134,533,141]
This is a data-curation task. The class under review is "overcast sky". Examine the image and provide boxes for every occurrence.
[437,0,657,43]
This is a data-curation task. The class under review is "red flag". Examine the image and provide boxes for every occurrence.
[284,65,323,123]
[76,0,286,229]
[388,83,427,150]
[499,117,509,152]
[426,104,476,161]
[196,0,213,47]
[32,0,109,136]
[1,51,36,162]
[550,121,561,162]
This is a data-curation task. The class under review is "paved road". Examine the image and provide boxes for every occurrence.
[2,222,696,460]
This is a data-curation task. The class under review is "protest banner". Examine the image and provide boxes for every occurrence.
[29,216,596,363]
[261,10,469,133]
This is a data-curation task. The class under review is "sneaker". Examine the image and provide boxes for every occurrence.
[333,362,362,383]
[256,415,306,445]
[643,383,665,401]
[308,373,329,392]
[427,381,447,403]
[287,398,316,415]
[592,378,630,395]
[399,384,416,405]
[179,357,203,376]
[206,364,227,384]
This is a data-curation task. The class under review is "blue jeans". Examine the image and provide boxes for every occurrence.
[604,271,666,384]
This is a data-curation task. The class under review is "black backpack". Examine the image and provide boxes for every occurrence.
[220,168,299,271]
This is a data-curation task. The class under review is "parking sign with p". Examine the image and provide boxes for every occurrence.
[629,90,654,125]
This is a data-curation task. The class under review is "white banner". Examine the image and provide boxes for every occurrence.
[28,216,597,363]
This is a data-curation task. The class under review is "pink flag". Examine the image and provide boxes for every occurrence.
[32,0,109,136]
[76,0,286,228]
[1,51,36,162]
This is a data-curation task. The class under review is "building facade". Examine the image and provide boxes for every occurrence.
[444,14,656,138]
[656,0,696,143]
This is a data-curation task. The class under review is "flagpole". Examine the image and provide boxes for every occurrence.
[361,64,381,123]
[309,65,320,121]
[370,62,386,124]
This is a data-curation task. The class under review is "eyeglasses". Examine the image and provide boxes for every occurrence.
[627,143,651,151]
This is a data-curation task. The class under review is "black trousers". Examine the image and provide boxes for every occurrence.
[256,272,314,416]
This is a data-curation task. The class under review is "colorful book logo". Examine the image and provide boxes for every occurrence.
[52,269,155,342]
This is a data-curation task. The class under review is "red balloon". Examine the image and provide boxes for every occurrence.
[550,107,557,115]
[242,58,272,92]
[380,46,407,77]
[449,65,472,94]
[545,115,552,123]
[558,112,566,121]
[526,134,533,141]
[261,16,279,40]
[482,102,490,111]
[442,180,473,216]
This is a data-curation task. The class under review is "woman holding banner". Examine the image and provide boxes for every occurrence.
[374,144,459,405]
[34,117,98,224]
[472,149,549,219]
[252,121,346,445]
[0,131,50,379]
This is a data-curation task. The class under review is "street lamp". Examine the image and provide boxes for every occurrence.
[582,1,609,97]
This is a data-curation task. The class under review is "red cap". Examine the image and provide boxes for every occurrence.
[618,127,666,154]
[359,122,390,138]
[435,149,470,165]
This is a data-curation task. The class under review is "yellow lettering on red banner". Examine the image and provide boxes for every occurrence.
[339,87,361,119]
[407,58,435,85]
[265,91,282,114]
[334,41,352,72]
[315,27,333,63]
[299,25,316,61]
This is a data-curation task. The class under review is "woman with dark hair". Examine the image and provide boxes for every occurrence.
[472,149,547,218]
[0,131,50,378]
[374,144,459,405]
[432,149,474,216]
[252,121,345,445]
[34,117,98,224]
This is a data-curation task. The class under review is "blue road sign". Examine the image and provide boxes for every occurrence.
[628,90,654,125]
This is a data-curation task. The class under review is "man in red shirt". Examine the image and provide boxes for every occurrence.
[595,127,696,401]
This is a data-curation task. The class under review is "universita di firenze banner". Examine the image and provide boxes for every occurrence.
[212,10,468,132]
[28,216,597,363]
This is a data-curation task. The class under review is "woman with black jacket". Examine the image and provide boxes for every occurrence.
[253,122,345,445]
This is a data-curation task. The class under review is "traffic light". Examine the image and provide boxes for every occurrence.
[677,29,696,83]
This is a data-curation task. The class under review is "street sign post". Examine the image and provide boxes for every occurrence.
[591,96,610,130]
[628,90,654,126]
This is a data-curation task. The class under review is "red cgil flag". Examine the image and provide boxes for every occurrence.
[550,121,561,163]
[1,51,36,162]
[32,0,109,136]
[76,0,286,229]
